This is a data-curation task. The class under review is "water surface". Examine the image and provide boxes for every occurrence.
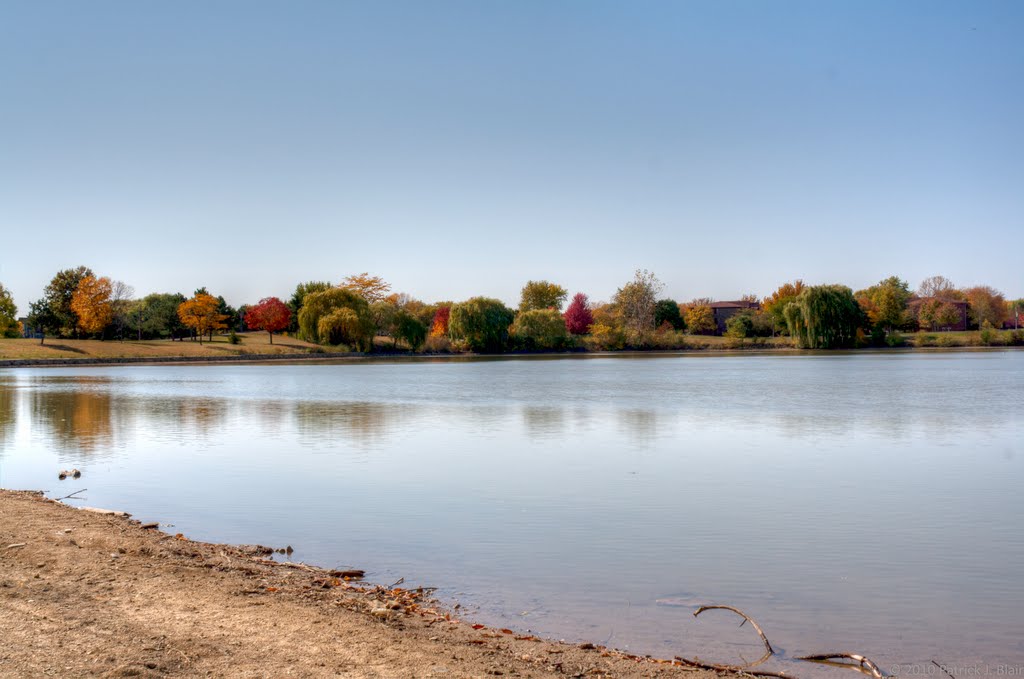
[1,352,1022,671]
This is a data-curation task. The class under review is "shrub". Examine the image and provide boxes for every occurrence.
[725,313,754,339]
[914,334,936,348]
[885,331,906,347]
[979,320,996,346]
[584,323,626,351]
[228,330,241,345]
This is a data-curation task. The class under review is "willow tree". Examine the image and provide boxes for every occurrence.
[784,285,862,349]
[298,288,374,350]
[448,297,515,352]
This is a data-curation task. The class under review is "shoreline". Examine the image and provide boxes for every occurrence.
[2,344,1021,368]
[0,488,711,678]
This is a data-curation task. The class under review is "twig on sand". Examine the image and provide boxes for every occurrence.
[796,653,885,679]
[931,661,956,679]
[54,488,87,502]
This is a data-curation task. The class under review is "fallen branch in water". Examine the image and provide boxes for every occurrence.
[796,653,884,679]
[675,605,775,672]
[54,488,87,502]
[694,605,775,656]
[674,655,792,677]
[931,661,956,679]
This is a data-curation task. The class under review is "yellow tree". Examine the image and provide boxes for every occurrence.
[177,293,227,344]
[70,276,114,336]
[340,273,391,303]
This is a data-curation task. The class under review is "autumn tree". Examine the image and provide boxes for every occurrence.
[340,273,391,303]
[654,299,684,330]
[448,297,515,352]
[855,276,912,332]
[563,293,594,335]
[429,306,451,337]
[783,284,862,349]
[613,270,664,338]
[519,280,568,312]
[177,293,228,344]
[71,276,114,337]
[244,297,291,344]
[918,298,962,332]
[761,281,804,335]
[0,283,19,338]
[683,302,716,335]
[298,288,374,350]
[963,286,1007,329]
[917,275,960,299]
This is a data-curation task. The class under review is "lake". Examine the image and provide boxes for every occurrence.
[1,351,1022,671]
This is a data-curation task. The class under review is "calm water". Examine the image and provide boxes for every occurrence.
[1,352,1022,672]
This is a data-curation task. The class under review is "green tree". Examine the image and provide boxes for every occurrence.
[393,310,427,350]
[654,299,684,330]
[130,293,187,339]
[519,280,568,312]
[298,288,374,350]
[784,284,862,349]
[613,269,664,338]
[511,308,569,350]
[448,297,515,352]
[41,265,94,337]
[26,300,57,344]
[0,284,18,338]
[288,281,332,332]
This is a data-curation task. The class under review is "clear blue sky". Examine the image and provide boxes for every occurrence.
[2,1,1022,313]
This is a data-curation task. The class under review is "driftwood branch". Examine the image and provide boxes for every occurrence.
[674,605,776,673]
[674,656,792,678]
[694,605,775,656]
[797,653,885,679]
[54,488,87,502]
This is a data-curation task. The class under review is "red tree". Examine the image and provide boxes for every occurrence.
[430,306,451,337]
[563,293,594,335]
[244,297,291,344]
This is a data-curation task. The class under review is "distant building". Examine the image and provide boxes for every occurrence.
[17,317,32,338]
[908,297,968,332]
[709,301,760,334]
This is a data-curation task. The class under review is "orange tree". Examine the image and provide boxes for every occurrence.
[177,292,228,344]
[70,275,114,337]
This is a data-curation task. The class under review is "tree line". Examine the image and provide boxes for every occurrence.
[0,268,1021,351]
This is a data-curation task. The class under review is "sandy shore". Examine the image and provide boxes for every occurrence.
[0,489,712,678]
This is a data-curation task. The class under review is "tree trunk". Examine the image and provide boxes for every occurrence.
[269,331,273,345]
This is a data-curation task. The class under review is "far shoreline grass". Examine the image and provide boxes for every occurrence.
[1,329,1021,367]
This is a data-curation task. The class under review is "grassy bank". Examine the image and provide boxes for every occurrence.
[1,329,1021,365]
